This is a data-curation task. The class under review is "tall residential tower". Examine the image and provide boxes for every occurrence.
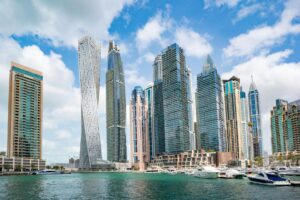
[195,55,226,151]
[223,76,243,159]
[130,86,148,170]
[106,41,127,162]
[7,62,43,159]
[78,36,102,169]
[153,55,165,155]
[248,78,263,157]
[162,43,190,153]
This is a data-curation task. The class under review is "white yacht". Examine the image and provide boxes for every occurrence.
[219,169,243,179]
[32,169,61,175]
[248,172,291,186]
[275,166,300,176]
[193,166,220,179]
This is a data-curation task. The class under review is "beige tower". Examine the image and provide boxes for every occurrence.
[7,62,43,159]
[223,76,243,160]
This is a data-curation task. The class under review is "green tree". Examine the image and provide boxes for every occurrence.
[15,165,22,172]
[4,164,11,172]
[254,156,263,167]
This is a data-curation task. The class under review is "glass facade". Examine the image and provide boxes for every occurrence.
[78,36,102,169]
[195,55,226,152]
[240,89,253,160]
[145,84,155,160]
[162,43,190,153]
[106,41,127,162]
[271,99,300,153]
[7,63,43,160]
[153,80,165,155]
[248,80,263,157]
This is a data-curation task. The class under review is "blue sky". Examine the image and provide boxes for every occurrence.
[0,0,300,164]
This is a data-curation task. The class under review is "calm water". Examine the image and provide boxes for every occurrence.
[0,173,300,200]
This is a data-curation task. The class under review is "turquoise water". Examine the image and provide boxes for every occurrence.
[0,173,299,200]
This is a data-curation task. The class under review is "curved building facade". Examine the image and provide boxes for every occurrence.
[78,36,102,169]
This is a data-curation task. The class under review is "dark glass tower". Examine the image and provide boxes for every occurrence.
[248,77,263,157]
[195,55,226,151]
[161,43,190,153]
[106,41,127,162]
[153,55,165,155]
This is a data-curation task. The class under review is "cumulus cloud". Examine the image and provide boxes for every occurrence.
[233,3,262,23]
[175,27,212,58]
[0,0,135,47]
[224,0,300,58]
[204,0,240,9]
[222,49,300,153]
[135,11,172,51]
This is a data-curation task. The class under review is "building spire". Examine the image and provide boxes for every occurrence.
[249,75,257,91]
[108,40,114,52]
[203,54,214,74]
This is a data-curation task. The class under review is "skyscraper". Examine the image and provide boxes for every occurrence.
[195,55,226,151]
[144,83,155,160]
[240,88,252,160]
[7,62,43,159]
[271,99,289,154]
[106,41,127,162]
[248,77,263,157]
[130,86,148,170]
[187,68,195,150]
[153,55,165,155]
[162,43,190,153]
[78,36,102,169]
[286,100,300,152]
[153,55,163,81]
[223,76,243,159]
[271,99,300,153]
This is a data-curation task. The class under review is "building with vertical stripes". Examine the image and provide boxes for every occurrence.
[7,62,43,160]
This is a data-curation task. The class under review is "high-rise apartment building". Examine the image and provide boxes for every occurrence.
[187,69,195,150]
[145,83,155,160]
[7,62,43,159]
[195,55,226,152]
[240,88,253,160]
[271,99,300,153]
[106,41,127,162]
[130,86,148,170]
[153,55,165,155]
[248,78,263,157]
[162,43,190,153]
[223,76,243,159]
[286,100,300,152]
[78,36,102,169]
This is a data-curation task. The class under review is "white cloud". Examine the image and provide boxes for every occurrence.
[224,0,300,58]
[55,130,72,140]
[175,27,213,58]
[233,3,262,23]
[204,0,240,9]
[135,11,172,51]
[222,49,300,153]
[0,0,135,47]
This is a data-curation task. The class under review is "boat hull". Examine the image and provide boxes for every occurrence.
[194,172,219,179]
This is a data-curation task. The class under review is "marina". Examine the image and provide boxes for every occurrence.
[0,172,300,200]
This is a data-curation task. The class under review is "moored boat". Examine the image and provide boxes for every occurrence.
[32,169,61,175]
[219,169,243,179]
[194,166,220,179]
[247,172,291,186]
